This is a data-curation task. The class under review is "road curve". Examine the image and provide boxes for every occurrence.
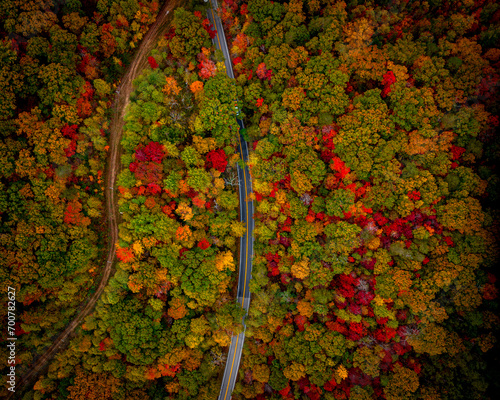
[2,2,180,398]
[207,1,255,399]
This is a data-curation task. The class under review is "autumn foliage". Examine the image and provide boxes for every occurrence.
[6,1,499,400]
[29,8,246,397]
[148,56,158,69]
[1,1,163,398]
[206,149,228,172]
[221,0,500,399]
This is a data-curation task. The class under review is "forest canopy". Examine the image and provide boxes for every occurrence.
[1,0,500,399]
[219,0,500,399]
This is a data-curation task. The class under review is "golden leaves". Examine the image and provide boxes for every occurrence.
[373,294,389,307]
[408,323,448,356]
[291,258,310,280]
[400,288,434,316]
[192,135,216,155]
[215,251,235,272]
[452,271,482,312]
[231,220,246,237]
[132,241,144,257]
[212,329,231,347]
[282,87,306,111]
[344,18,374,49]
[392,270,412,292]
[352,346,384,378]
[345,45,388,82]
[267,315,282,333]
[15,149,37,178]
[290,170,313,195]
[335,364,348,382]
[252,364,271,383]
[402,129,454,156]
[450,38,488,96]
[259,116,272,135]
[438,197,484,234]
[367,236,381,250]
[387,61,409,82]
[384,363,419,400]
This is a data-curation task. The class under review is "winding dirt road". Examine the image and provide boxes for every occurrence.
[3,2,180,398]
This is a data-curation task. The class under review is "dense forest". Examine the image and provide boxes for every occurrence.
[2,1,247,399]
[28,9,247,395]
[220,0,500,399]
[1,0,500,399]
[0,0,160,386]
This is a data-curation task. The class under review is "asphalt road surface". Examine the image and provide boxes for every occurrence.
[207,1,255,399]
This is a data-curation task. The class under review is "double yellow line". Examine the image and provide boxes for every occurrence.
[210,7,251,400]
[222,138,249,400]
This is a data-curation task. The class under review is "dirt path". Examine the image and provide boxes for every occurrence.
[4,2,180,398]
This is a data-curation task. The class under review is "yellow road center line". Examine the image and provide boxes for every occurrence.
[212,7,251,398]
[211,9,223,51]
[222,115,249,400]
[212,6,250,304]
[238,137,250,301]
[223,334,239,400]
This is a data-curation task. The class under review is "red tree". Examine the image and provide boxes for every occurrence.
[381,70,396,97]
[206,149,228,172]
[198,239,210,250]
[148,56,158,69]
[135,141,165,163]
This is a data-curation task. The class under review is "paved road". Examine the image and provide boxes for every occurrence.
[207,1,255,399]
[1,3,181,399]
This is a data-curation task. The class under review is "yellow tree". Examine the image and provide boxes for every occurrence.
[176,201,194,221]
[192,135,216,154]
[297,299,314,318]
[282,87,306,111]
[407,323,448,356]
[253,364,270,383]
[290,170,313,195]
[291,258,310,280]
[185,316,210,348]
[215,251,235,272]
[213,329,231,346]
[437,197,484,234]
